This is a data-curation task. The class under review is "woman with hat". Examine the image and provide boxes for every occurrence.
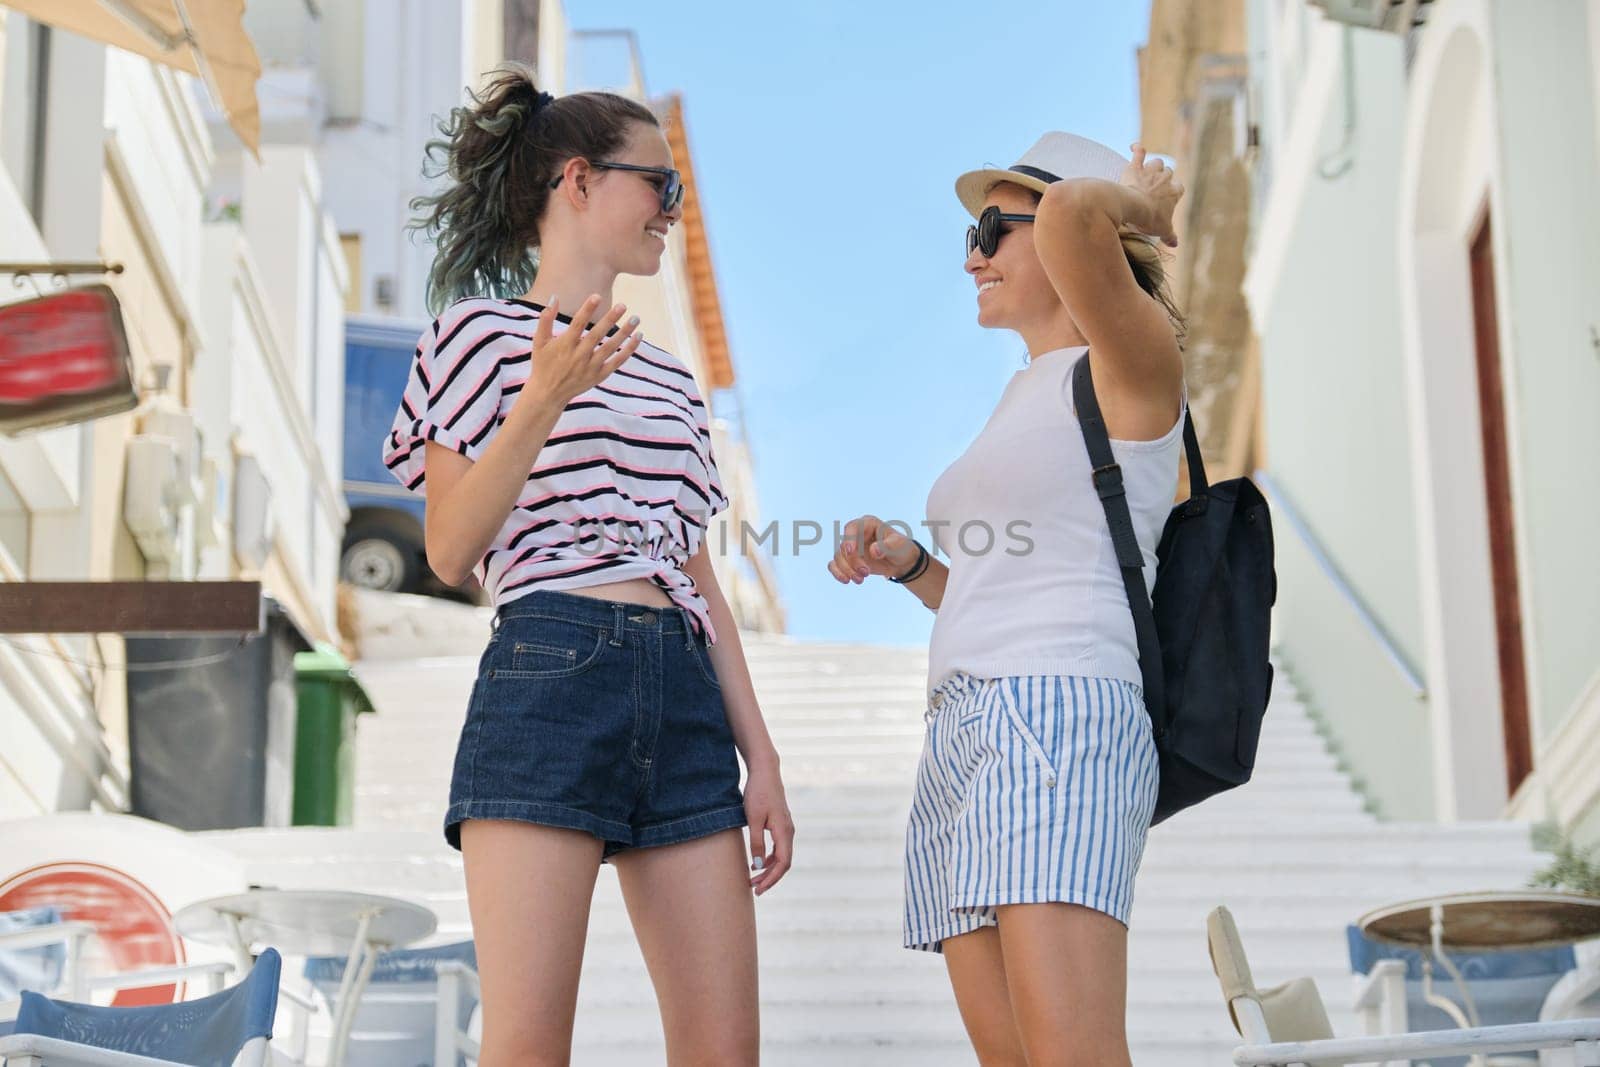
[387,65,793,1065]
[827,132,1187,1064]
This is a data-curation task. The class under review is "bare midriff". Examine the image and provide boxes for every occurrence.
[558,577,676,609]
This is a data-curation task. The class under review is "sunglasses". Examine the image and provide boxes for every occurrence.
[966,205,1036,258]
[550,161,685,215]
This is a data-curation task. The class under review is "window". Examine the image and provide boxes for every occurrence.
[0,17,51,226]
[0,464,29,571]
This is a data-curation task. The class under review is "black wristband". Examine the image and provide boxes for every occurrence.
[888,540,929,584]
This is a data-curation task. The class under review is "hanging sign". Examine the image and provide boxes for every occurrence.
[0,284,138,434]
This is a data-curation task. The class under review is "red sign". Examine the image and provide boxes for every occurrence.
[0,285,138,434]
[0,861,186,1006]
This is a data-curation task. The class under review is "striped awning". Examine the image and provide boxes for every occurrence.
[1,0,261,154]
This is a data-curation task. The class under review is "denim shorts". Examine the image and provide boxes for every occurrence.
[444,588,747,859]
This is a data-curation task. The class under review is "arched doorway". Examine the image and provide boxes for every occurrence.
[1397,5,1531,819]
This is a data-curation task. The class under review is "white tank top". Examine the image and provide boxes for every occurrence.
[924,345,1185,698]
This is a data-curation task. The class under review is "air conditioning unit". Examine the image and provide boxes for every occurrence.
[233,453,276,570]
[124,435,181,563]
[1309,0,1422,33]
[139,401,203,506]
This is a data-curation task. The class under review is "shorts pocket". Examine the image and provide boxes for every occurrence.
[998,680,1059,788]
[487,618,608,679]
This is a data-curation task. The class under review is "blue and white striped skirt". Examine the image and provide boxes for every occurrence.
[902,671,1160,953]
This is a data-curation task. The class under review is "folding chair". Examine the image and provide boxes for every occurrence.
[1538,939,1600,1067]
[1208,906,1600,1067]
[0,948,281,1066]
[1347,923,1580,1066]
[302,940,479,1066]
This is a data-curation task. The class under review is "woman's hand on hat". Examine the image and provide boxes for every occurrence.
[829,515,921,584]
[1120,142,1184,248]
[522,294,642,408]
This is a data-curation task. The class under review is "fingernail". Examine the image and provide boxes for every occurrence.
[627,316,640,328]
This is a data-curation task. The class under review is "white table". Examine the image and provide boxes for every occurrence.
[1358,890,1600,1066]
[173,889,437,1067]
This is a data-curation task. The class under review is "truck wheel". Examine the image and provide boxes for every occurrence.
[341,526,420,593]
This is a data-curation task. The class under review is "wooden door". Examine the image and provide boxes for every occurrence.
[1468,214,1533,796]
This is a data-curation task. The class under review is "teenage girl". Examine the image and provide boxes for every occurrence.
[387,65,793,1066]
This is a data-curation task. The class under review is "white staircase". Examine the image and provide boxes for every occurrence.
[205,592,1544,1065]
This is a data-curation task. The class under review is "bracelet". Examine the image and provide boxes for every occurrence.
[888,540,930,584]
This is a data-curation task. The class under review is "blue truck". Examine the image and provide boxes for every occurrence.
[340,315,482,601]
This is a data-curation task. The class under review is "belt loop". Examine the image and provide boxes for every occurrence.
[609,603,625,647]
[682,609,696,651]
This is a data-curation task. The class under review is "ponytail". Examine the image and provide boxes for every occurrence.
[407,62,659,316]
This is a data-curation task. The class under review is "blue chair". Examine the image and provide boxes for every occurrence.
[0,947,280,1066]
[303,940,479,1067]
[1348,924,1579,1066]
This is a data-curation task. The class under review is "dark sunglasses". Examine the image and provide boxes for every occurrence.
[550,161,685,214]
[966,205,1036,258]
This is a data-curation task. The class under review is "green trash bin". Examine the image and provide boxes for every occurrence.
[292,643,376,826]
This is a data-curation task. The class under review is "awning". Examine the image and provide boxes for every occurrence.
[0,0,261,155]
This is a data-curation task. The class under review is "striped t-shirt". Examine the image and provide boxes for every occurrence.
[382,296,730,642]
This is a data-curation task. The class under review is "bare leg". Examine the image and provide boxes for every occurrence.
[460,820,605,1067]
[995,902,1132,1067]
[612,829,759,1066]
[942,924,1028,1066]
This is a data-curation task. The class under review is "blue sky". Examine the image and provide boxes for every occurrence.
[569,1,1152,647]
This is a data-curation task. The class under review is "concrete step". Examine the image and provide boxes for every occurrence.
[322,602,1538,1063]
[342,795,1389,839]
[557,996,1323,1051]
[215,808,1533,882]
[267,818,1527,861]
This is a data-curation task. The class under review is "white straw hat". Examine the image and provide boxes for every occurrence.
[955,131,1130,219]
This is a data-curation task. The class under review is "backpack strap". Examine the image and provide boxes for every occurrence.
[1070,352,1197,738]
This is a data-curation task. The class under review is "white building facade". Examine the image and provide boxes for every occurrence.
[1245,0,1600,839]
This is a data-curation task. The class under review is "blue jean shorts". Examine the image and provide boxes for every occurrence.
[444,588,747,859]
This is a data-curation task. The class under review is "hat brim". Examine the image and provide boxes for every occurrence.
[955,167,1052,219]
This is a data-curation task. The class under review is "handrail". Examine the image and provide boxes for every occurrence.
[1254,469,1428,700]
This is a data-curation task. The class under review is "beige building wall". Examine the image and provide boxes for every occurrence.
[1139,0,1259,483]
[0,12,348,821]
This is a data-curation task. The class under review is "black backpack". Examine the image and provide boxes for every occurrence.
[1070,353,1277,826]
